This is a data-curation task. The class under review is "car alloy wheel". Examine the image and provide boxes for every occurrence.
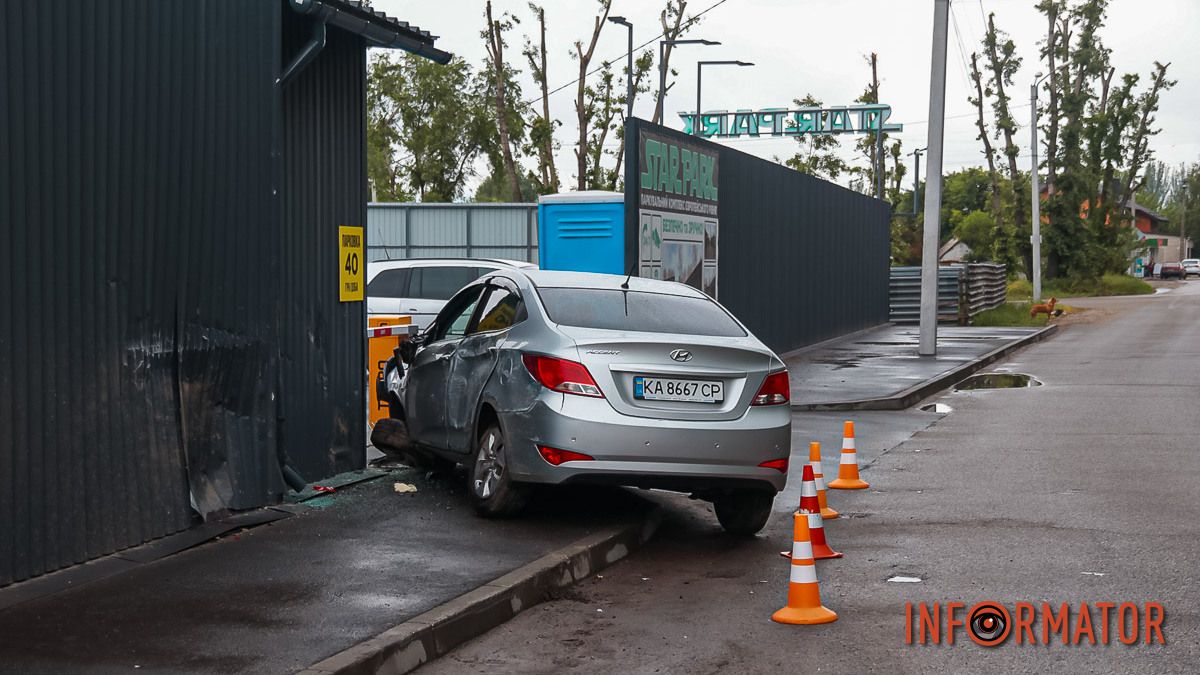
[468,423,529,517]
[473,428,505,500]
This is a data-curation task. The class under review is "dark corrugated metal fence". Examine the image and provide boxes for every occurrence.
[623,120,891,355]
[1,0,370,586]
[278,10,368,481]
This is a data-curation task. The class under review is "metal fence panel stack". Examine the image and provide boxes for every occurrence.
[888,264,1008,324]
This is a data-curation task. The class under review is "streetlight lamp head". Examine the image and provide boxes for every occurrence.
[736,61,754,67]
[1034,71,1043,79]
[607,16,630,26]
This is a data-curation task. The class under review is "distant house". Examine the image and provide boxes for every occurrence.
[1037,185,1193,275]
[938,237,971,264]
[1124,195,1192,272]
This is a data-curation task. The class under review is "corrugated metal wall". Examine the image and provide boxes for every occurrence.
[367,203,539,263]
[0,0,279,585]
[623,119,890,355]
[278,13,368,480]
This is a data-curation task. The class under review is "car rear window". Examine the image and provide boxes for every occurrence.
[537,288,747,337]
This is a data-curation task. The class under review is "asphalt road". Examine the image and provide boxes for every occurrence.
[422,281,1200,674]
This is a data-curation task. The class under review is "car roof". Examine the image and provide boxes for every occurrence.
[367,258,537,271]
[508,269,708,298]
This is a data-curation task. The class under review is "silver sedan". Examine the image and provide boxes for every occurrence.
[388,270,791,534]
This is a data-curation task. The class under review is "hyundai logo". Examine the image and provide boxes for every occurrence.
[669,349,693,362]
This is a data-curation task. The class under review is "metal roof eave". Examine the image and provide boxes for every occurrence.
[288,0,453,64]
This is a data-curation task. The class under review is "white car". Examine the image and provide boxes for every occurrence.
[367,258,537,329]
[1182,259,1200,278]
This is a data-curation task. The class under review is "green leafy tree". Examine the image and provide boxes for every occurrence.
[953,210,997,262]
[367,53,494,202]
[784,95,850,181]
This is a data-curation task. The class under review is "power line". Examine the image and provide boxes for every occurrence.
[524,0,732,107]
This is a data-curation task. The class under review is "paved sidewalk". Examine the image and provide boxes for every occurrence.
[0,468,656,675]
[784,324,1057,409]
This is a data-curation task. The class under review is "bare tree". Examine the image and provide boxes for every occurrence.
[1118,62,1175,212]
[983,14,1027,244]
[573,0,612,190]
[483,1,522,201]
[522,3,559,193]
[651,0,695,125]
[968,53,1004,224]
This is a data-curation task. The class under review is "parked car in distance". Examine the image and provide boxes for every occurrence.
[1159,261,1186,280]
[386,270,792,535]
[367,258,537,329]
[1181,259,1200,278]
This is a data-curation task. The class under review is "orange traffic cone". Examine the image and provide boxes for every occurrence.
[828,420,869,490]
[772,511,838,625]
[782,464,842,560]
[809,441,839,519]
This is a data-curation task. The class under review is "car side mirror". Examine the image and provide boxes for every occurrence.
[398,334,423,364]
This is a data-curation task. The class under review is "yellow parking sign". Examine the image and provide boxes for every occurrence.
[339,225,364,302]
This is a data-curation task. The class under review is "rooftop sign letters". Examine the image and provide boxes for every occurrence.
[680,104,903,139]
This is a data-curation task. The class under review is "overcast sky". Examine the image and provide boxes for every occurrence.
[373,0,1200,194]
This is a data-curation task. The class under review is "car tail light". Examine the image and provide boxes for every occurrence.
[522,354,604,397]
[752,370,790,406]
[537,445,594,466]
[758,458,789,473]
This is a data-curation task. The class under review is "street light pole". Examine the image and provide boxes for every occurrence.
[657,39,719,124]
[695,60,753,137]
[919,0,950,356]
[1030,72,1051,301]
[607,16,633,119]
[910,147,925,217]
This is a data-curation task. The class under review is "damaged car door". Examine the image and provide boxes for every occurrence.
[444,280,525,452]
[404,284,483,450]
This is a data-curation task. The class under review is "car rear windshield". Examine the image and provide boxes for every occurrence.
[536,288,747,337]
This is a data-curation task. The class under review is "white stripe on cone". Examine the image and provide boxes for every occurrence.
[813,472,827,491]
[843,438,856,450]
[839,452,858,465]
[806,512,823,529]
[790,564,818,584]
[791,541,814,561]
[801,481,817,497]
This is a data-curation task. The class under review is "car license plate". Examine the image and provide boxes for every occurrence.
[633,376,723,403]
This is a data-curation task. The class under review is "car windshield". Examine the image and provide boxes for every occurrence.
[536,288,747,337]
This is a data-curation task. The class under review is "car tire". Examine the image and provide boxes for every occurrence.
[468,423,529,518]
[713,490,775,536]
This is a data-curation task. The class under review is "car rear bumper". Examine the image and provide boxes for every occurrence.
[501,394,791,493]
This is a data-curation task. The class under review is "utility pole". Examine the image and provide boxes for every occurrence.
[1030,73,1050,301]
[1181,179,1189,261]
[919,0,950,356]
[875,125,885,199]
[910,147,925,216]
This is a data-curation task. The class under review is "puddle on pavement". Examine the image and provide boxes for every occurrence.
[954,373,1042,391]
[919,403,954,413]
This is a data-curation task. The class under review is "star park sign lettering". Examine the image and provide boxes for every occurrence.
[680,104,903,139]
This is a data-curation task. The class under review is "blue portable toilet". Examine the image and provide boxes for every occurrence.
[537,191,625,274]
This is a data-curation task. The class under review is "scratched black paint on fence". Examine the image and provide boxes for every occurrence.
[624,119,890,354]
[0,1,371,587]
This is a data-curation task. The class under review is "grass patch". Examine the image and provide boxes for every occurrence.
[971,302,1049,327]
[1006,274,1153,300]
[973,301,1086,327]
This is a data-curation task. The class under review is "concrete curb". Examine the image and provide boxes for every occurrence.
[297,506,664,675]
[791,323,1060,411]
